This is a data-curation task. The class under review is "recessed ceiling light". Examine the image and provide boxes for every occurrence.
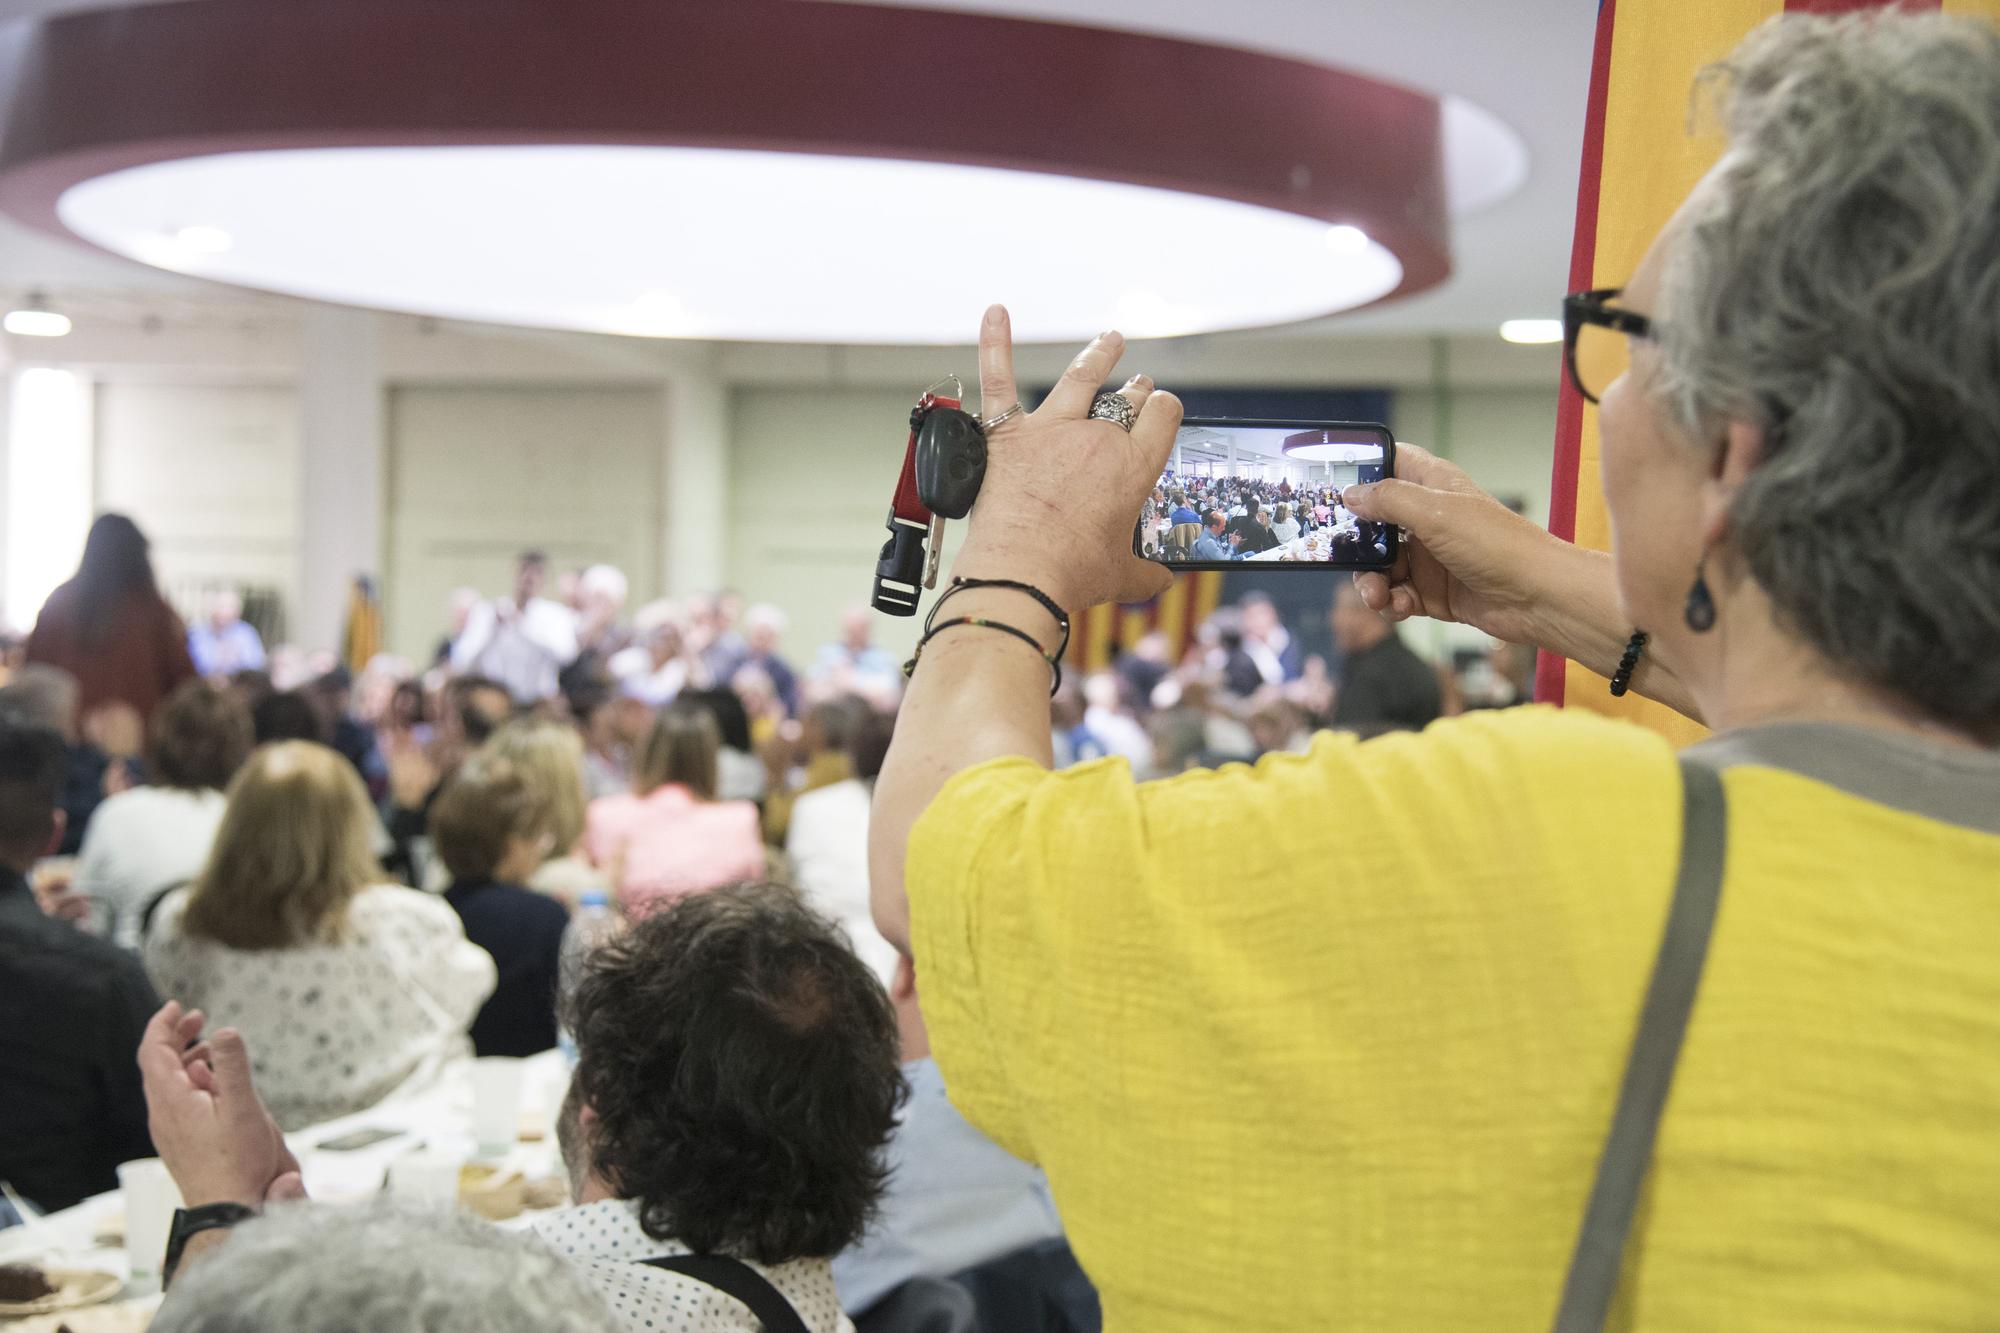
[1500,318,1563,345]
[57,146,1408,344]
[3,294,70,337]
[173,224,234,253]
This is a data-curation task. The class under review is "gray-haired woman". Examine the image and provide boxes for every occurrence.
[869,12,2000,1332]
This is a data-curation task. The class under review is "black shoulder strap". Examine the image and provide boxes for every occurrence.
[1551,755,1728,1332]
[639,1254,812,1333]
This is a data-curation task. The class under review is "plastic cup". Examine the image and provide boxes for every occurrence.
[468,1058,524,1157]
[386,1148,465,1206]
[117,1157,182,1291]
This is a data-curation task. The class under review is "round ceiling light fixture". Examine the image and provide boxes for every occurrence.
[0,0,1468,345]
[1281,429,1385,464]
[59,147,1405,344]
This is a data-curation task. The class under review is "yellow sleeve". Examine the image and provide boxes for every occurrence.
[905,705,1682,1172]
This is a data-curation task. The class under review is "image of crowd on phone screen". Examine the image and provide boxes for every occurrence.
[1138,466,1389,565]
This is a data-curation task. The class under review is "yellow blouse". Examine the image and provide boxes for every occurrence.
[906,706,2000,1331]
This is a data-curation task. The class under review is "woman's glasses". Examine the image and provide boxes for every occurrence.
[1563,288,1654,405]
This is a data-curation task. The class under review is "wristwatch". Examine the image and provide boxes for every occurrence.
[162,1202,257,1286]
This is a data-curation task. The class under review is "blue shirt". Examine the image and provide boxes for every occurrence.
[1191,533,1235,561]
[187,620,266,676]
[1168,506,1201,525]
[833,1058,1065,1314]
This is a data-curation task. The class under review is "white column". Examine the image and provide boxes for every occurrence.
[3,365,93,632]
[0,363,12,628]
[658,356,730,597]
[1172,439,1183,476]
[1226,438,1237,479]
[297,307,383,654]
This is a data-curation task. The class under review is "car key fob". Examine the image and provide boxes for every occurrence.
[914,407,987,521]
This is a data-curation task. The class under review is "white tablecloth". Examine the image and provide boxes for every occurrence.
[0,1050,571,1296]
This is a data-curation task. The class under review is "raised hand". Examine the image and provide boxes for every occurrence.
[138,1002,304,1209]
[950,305,1182,614]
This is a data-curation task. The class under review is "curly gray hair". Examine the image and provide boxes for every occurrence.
[1656,12,2000,733]
[150,1200,613,1333]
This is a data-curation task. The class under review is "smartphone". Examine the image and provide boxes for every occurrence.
[316,1127,405,1152]
[1134,418,1397,571]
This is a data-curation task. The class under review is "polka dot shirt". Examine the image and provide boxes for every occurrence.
[142,883,497,1130]
[532,1200,854,1332]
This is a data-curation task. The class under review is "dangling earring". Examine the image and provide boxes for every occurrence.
[1684,555,1717,633]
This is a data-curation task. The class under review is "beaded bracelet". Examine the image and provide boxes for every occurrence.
[903,615,1063,696]
[928,577,1072,664]
[1609,630,1648,697]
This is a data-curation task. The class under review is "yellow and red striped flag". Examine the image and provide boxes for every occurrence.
[1073,571,1225,675]
[342,574,383,676]
[1538,0,1998,744]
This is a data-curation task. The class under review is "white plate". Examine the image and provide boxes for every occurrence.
[0,1265,122,1317]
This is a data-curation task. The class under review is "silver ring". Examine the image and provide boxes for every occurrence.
[1088,392,1137,431]
[980,401,1024,431]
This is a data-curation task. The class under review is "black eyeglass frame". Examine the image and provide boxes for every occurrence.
[1562,287,1654,405]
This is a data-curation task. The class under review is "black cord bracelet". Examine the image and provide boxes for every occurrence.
[928,577,1072,664]
[1609,630,1648,697]
[904,615,1062,696]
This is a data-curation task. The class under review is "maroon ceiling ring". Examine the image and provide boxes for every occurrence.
[0,0,1451,319]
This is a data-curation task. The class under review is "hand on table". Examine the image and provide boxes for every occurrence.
[951,306,1182,615]
[1340,443,1569,647]
[138,1001,304,1210]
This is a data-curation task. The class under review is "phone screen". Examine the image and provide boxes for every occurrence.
[1135,419,1397,570]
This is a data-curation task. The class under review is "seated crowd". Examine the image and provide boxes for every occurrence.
[0,435,1502,1332]
[1139,473,1368,563]
[10,524,1298,1329]
[0,503,1451,1328]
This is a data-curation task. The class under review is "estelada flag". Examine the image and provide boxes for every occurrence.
[1538,0,1999,745]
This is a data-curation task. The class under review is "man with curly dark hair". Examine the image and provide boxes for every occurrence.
[540,880,904,1332]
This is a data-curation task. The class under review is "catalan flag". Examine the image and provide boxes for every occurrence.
[1538,0,1999,744]
[1072,571,1225,674]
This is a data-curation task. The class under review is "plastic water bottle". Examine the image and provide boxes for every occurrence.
[557,890,620,1066]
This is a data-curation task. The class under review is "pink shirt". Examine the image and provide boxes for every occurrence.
[583,785,767,914]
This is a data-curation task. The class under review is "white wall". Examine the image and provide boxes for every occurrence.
[727,387,944,665]
[1392,382,1561,525]
[94,380,302,631]
[384,384,667,660]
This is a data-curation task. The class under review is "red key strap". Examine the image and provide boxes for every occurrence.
[892,394,958,526]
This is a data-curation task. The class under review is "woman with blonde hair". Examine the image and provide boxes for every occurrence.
[583,702,765,915]
[1268,500,1301,544]
[482,716,611,909]
[145,742,494,1129]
